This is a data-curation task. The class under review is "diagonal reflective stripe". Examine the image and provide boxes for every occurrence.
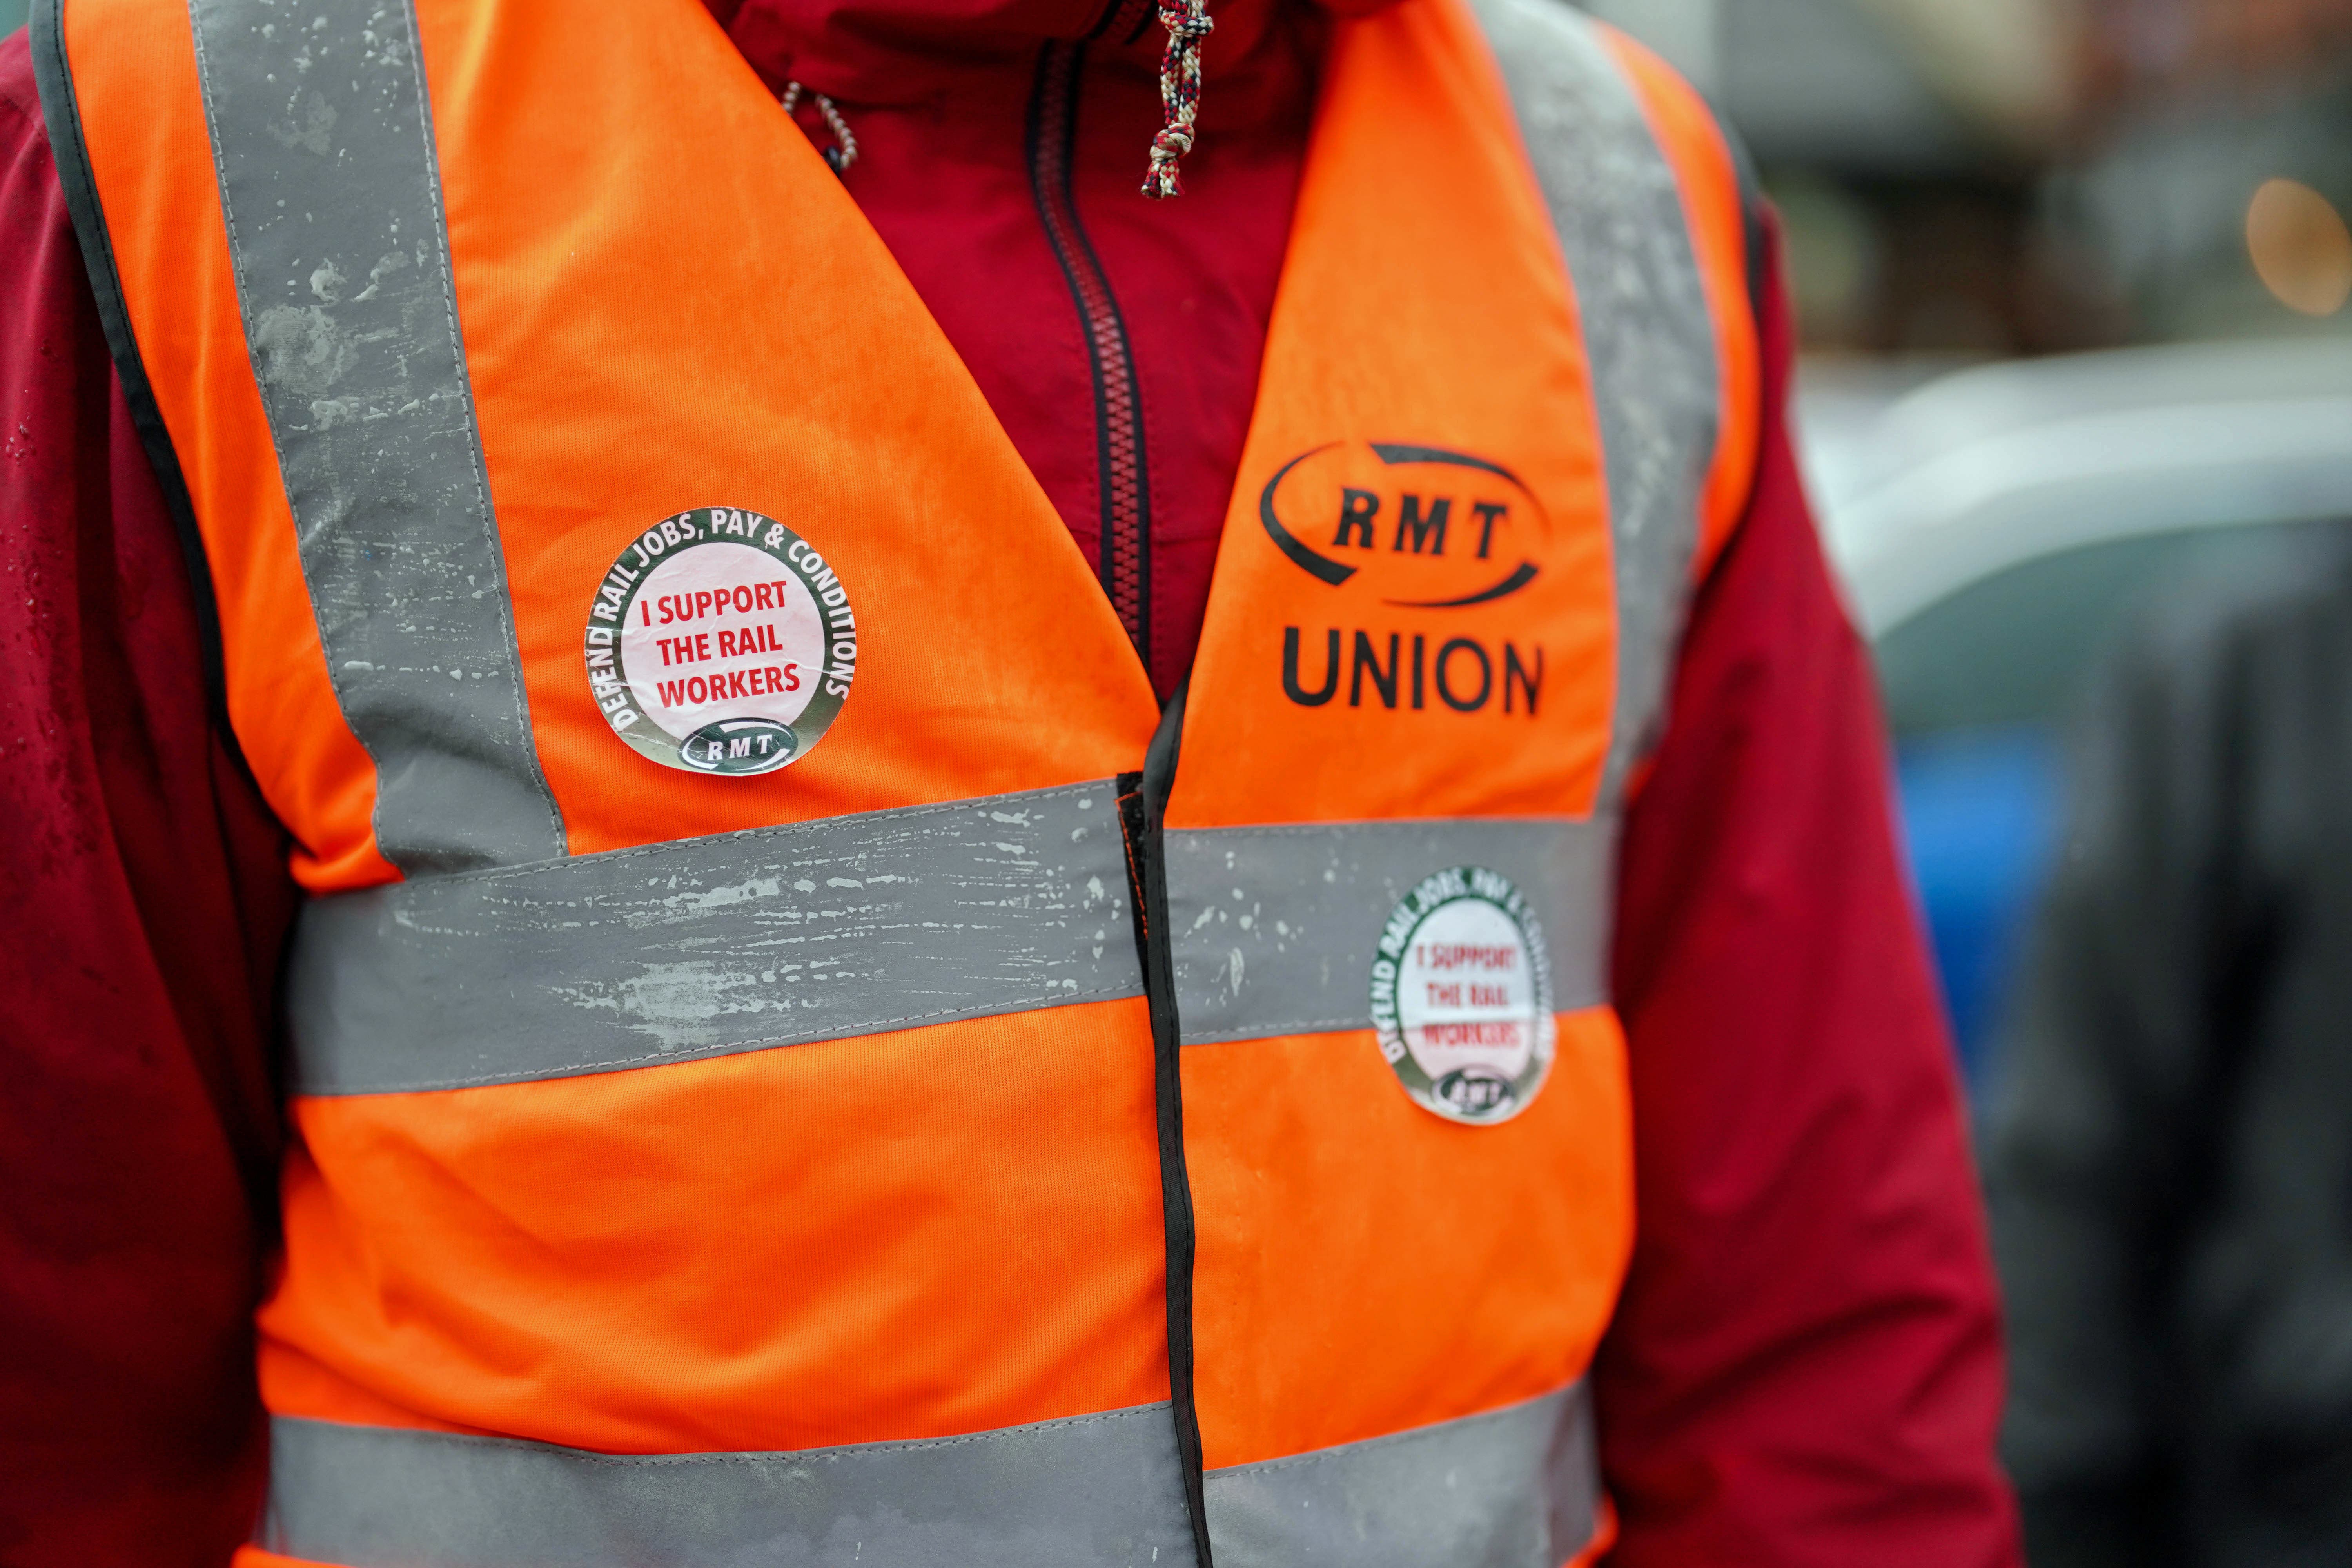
[263,1404,1196,1568]
[287,781,1140,1096]
[188,0,564,873]
[1205,1380,1600,1568]
[1471,0,1721,805]
[1166,818,1611,1045]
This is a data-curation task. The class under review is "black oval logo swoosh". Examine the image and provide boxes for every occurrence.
[1257,443,1355,585]
[1385,561,1540,608]
[1367,443,1525,485]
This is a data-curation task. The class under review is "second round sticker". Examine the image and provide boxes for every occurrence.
[583,506,857,775]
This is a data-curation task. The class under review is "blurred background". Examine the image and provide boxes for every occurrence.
[1586,0,2352,1103]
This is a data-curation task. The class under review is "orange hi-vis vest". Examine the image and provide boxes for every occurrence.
[35,0,1759,1559]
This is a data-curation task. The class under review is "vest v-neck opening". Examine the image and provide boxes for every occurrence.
[716,12,1164,703]
[713,0,1312,711]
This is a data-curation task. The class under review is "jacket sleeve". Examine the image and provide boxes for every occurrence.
[0,32,296,1568]
[1594,216,2020,1566]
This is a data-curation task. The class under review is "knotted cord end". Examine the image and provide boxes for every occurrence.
[1142,0,1213,198]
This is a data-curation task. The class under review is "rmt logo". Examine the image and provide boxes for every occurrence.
[1259,441,1545,717]
[1332,487,1509,563]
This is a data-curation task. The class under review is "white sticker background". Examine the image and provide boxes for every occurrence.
[1393,898,1541,1089]
[1369,864,1557,1124]
[619,541,828,737]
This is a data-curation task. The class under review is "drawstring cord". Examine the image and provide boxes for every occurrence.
[781,81,859,175]
[1142,0,1213,198]
[785,9,1203,197]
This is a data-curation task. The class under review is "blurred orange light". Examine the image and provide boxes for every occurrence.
[2246,178,2352,317]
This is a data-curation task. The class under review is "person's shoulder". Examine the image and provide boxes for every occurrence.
[1466,0,1766,352]
[1473,0,1722,127]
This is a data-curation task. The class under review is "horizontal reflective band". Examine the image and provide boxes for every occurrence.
[1165,818,1612,1044]
[262,1405,1196,1567]
[287,781,1139,1096]
[1205,1381,1599,1568]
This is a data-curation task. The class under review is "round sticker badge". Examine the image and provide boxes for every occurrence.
[583,506,856,776]
[1369,866,1557,1125]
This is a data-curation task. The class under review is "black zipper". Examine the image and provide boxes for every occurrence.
[1037,15,1204,1557]
[1118,680,1213,1568]
[1027,24,1154,670]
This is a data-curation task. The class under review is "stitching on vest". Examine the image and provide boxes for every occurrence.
[1178,1016,1370,1041]
[1176,1007,1586,1044]
[368,979,1142,1093]
[391,0,565,851]
[358,779,1121,899]
[1164,815,1597,844]
[290,1404,1167,1468]
[1211,1387,1571,1479]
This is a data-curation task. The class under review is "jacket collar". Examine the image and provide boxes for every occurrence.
[706,0,1392,106]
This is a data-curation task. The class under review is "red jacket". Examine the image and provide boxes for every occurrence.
[0,2,2016,1562]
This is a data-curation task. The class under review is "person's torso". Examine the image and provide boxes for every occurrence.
[35,0,1756,1561]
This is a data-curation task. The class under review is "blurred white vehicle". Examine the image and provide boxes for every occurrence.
[1798,340,2352,1088]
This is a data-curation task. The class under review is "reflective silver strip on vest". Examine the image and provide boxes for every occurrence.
[1167,817,1612,1045]
[261,1405,1196,1568]
[1473,0,1723,804]
[287,781,1138,1096]
[1205,1380,1600,1568]
[188,0,564,874]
